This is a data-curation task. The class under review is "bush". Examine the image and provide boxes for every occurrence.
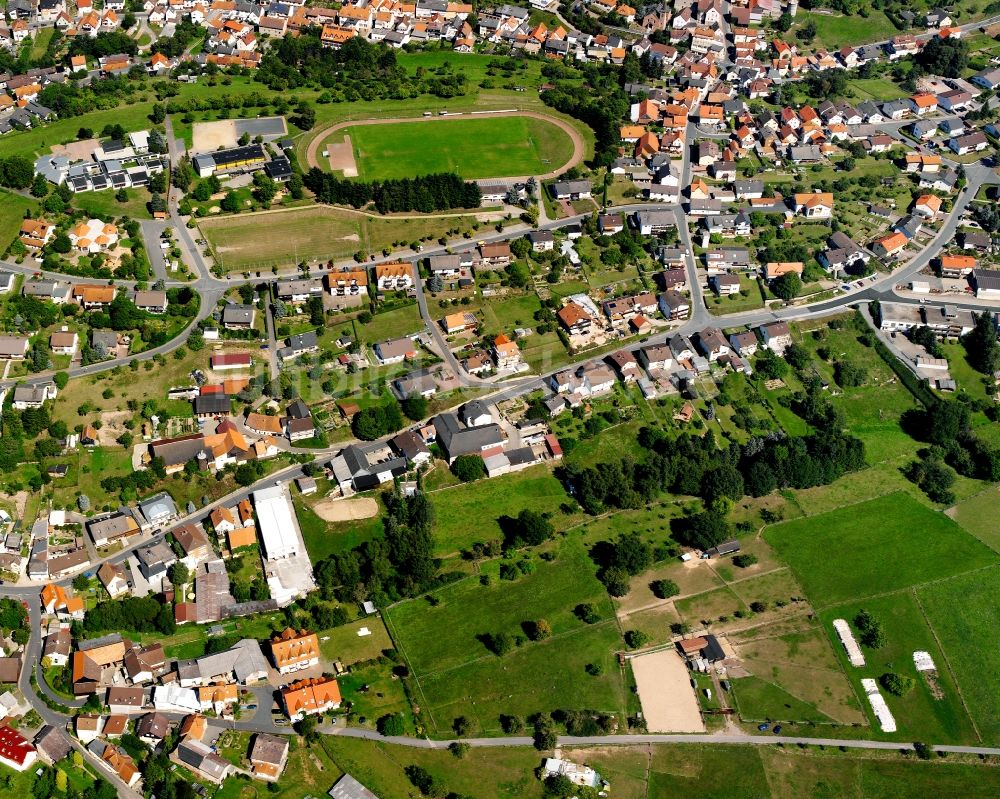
[376,713,405,736]
[880,672,915,697]
[451,454,486,482]
[650,579,680,599]
[732,553,758,568]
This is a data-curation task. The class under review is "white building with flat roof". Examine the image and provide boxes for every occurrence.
[252,484,300,561]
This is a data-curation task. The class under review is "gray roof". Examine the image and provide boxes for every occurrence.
[138,492,177,523]
[194,638,268,684]
[329,774,380,799]
[433,413,503,459]
[222,304,255,325]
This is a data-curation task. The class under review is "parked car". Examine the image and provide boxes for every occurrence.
[758,723,769,731]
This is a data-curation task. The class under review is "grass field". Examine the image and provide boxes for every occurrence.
[948,486,1000,553]
[0,189,38,252]
[765,493,998,607]
[730,617,866,725]
[428,463,575,556]
[820,593,978,744]
[384,540,624,734]
[919,566,1000,743]
[794,10,900,49]
[363,302,425,343]
[200,206,485,272]
[341,115,575,180]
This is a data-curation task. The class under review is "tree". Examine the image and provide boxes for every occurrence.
[31,173,50,198]
[771,271,802,301]
[575,603,600,624]
[624,629,649,649]
[784,342,811,370]
[449,741,470,758]
[451,454,486,482]
[72,573,90,592]
[504,509,554,548]
[917,37,969,78]
[295,714,319,743]
[220,191,240,213]
[754,347,788,380]
[168,561,190,585]
[0,155,34,189]
[601,566,630,597]
[307,294,324,327]
[404,765,437,796]
[906,456,957,504]
[962,312,1000,375]
[528,618,552,640]
[651,579,680,599]
[834,360,866,388]
[701,463,745,504]
[880,672,915,697]
[855,609,887,649]
[252,172,278,206]
[732,554,758,569]
[676,510,729,551]
[452,715,472,736]
[401,394,428,421]
[533,714,557,751]
[608,531,652,575]
[53,371,69,390]
[77,494,91,512]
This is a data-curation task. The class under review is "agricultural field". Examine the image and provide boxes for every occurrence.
[919,567,1000,743]
[730,616,866,726]
[792,11,900,49]
[384,540,625,735]
[948,486,1000,552]
[819,593,978,744]
[200,205,488,272]
[340,115,576,180]
[765,492,998,607]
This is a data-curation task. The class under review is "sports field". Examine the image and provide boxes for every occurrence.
[342,115,576,180]
[199,206,485,271]
[765,492,998,607]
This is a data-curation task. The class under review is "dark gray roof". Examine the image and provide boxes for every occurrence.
[329,774,380,799]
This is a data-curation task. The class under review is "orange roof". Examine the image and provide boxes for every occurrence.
[375,261,411,279]
[911,93,937,108]
[941,255,976,268]
[915,194,942,211]
[281,677,341,716]
[557,301,591,328]
[245,413,283,434]
[270,628,320,669]
[794,192,834,208]
[227,526,257,550]
[180,714,208,740]
[198,683,238,704]
[73,284,116,304]
[877,232,908,252]
[620,125,646,140]
[211,505,236,528]
[766,262,804,277]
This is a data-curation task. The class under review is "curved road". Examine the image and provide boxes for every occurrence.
[303,109,587,182]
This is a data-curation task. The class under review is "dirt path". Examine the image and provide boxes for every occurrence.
[304,110,586,182]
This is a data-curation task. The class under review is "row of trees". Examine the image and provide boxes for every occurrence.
[304,168,482,214]
[83,595,176,636]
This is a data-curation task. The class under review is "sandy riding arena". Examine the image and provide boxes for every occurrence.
[630,650,706,733]
[313,497,379,522]
[326,135,358,177]
[193,117,288,151]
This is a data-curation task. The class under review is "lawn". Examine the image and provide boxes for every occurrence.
[73,187,152,220]
[919,566,1000,743]
[200,206,486,272]
[819,592,979,744]
[848,77,905,102]
[341,115,575,181]
[765,492,998,607]
[362,302,425,343]
[318,616,393,666]
[0,189,38,252]
[705,273,764,315]
[479,293,543,334]
[731,676,837,724]
[384,540,624,734]
[427,463,574,556]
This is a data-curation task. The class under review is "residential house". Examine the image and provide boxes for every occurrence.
[280,677,341,721]
[759,321,792,354]
[374,262,413,291]
[269,628,320,674]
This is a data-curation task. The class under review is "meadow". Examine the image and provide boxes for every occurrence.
[765,492,998,607]
[342,114,576,180]
[948,486,1000,552]
[384,540,624,734]
[919,566,1000,743]
[819,593,979,744]
[427,463,575,556]
[199,206,484,271]
[0,189,38,252]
